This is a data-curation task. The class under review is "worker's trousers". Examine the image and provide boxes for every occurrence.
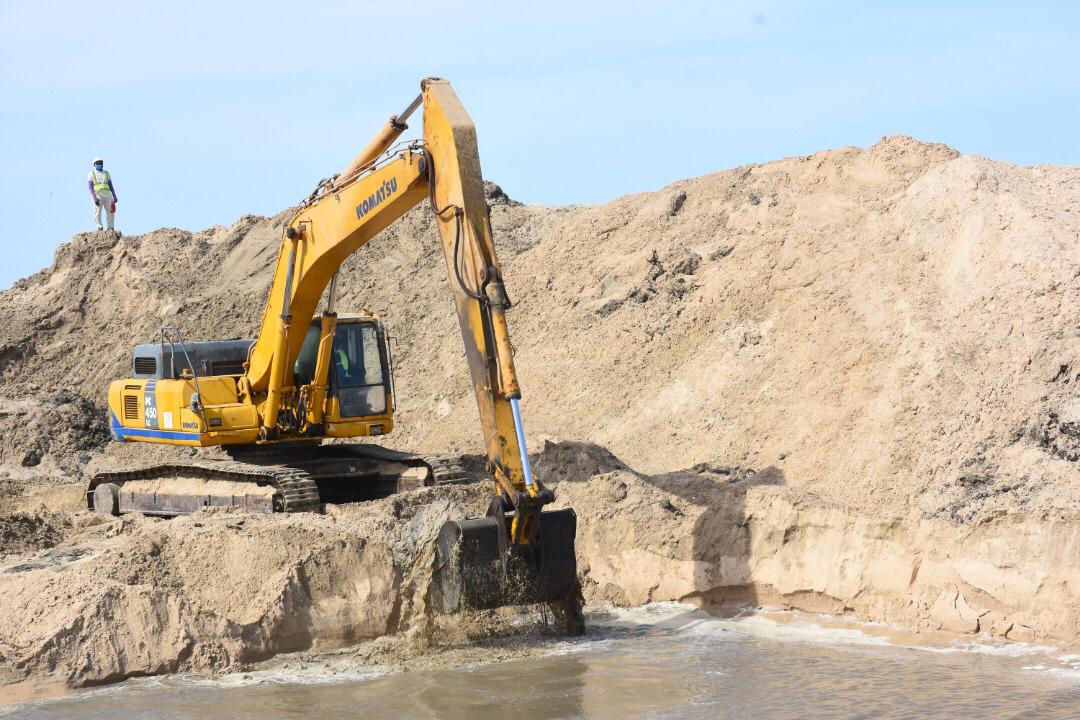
[93,194,115,231]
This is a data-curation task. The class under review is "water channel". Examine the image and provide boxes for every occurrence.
[5,604,1080,719]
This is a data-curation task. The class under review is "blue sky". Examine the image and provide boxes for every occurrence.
[1,1,1077,288]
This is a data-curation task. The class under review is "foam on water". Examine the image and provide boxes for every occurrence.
[6,603,1080,719]
[598,602,1080,684]
[595,602,892,646]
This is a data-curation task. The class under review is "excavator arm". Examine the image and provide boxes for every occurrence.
[245,78,576,612]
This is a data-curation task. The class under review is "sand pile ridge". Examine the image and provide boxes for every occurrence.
[3,136,1079,518]
[1,136,1079,692]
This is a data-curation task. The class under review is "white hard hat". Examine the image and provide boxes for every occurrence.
[92,157,103,164]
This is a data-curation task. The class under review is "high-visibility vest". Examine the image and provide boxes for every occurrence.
[92,170,111,195]
[335,348,350,373]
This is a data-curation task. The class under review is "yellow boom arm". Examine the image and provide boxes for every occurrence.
[244,78,543,539]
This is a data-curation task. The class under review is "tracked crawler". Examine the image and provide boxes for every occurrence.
[87,444,468,516]
[93,78,577,614]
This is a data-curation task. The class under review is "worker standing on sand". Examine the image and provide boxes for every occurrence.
[88,157,118,233]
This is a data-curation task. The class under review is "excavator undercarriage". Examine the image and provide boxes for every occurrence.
[86,443,468,516]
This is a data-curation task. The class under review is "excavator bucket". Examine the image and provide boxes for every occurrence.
[431,509,577,613]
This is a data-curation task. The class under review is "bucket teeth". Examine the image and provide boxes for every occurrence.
[431,509,577,613]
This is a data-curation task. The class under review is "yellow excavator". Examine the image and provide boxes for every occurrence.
[87,77,576,612]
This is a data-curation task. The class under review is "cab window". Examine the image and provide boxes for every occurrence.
[332,323,387,416]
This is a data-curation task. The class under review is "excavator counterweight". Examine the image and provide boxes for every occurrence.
[90,78,578,614]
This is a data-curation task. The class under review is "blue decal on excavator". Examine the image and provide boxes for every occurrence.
[110,411,197,442]
[110,412,125,440]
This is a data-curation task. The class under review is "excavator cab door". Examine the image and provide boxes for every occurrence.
[293,316,394,427]
[328,320,390,418]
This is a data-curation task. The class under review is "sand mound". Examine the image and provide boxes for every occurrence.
[543,441,1080,646]
[0,392,109,480]
[3,137,1078,522]
[0,484,490,689]
[1,137,1079,692]
[3,441,1076,694]
[0,512,70,559]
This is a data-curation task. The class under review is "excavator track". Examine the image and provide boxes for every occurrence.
[87,461,321,516]
[86,444,473,517]
[425,455,468,483]
[335,444,469,485]
[426,455,469,485]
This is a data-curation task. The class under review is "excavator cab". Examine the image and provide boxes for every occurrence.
[294,314,394,428]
